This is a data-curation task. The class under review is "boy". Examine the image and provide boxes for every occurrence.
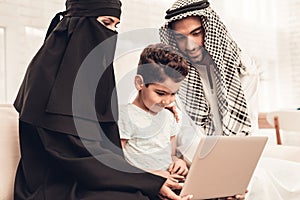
[119,43,189,178]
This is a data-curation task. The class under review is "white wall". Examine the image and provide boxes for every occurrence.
[0,0,299,111]
[0,0,174,104]
[0,0,64,103]
[211,0,300,111]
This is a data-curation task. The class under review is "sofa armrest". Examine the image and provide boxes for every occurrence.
[0,104,20,200]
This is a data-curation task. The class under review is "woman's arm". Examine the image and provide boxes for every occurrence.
[38,125,165,198]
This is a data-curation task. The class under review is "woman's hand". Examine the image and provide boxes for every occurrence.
[169,159,189,176]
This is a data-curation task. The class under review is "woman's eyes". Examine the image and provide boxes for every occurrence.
[97,16,119,31]
[102,20,111,26]
[101,20,119,29]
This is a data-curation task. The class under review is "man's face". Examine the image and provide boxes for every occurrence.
[171,16,205,64]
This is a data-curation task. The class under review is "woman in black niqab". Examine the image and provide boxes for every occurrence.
[13,1,173,199]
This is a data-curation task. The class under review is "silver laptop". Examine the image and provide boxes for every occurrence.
[180,136,268,199]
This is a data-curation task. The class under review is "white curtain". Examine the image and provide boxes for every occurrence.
[0,27,5,103]
[212,0,300,111]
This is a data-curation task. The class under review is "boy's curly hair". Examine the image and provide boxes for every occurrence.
[138,43,189,85]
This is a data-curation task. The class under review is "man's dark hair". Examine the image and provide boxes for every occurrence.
[138,43,189,86]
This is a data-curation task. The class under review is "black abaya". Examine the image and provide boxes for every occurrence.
[13,1,165,199]
[15,122,164,200]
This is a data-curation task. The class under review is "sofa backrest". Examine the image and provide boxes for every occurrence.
[0,104,20,200]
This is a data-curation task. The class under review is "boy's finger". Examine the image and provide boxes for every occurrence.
[168,163,175,171]
[170,174,185,180]
[171,165,180,174]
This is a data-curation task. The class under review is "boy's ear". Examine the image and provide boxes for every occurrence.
[135,75,144,90]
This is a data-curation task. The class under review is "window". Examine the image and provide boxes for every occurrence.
[213,0,300,111]
[0,27,6,103]
[24,26,45,66]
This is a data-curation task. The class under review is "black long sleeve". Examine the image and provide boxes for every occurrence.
[15,121,165,200]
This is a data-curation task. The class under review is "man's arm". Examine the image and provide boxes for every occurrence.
[240,52,260,133]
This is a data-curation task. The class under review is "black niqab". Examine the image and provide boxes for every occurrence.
[14,0,121,141]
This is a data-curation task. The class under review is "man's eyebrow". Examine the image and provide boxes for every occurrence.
[173,25,203,37]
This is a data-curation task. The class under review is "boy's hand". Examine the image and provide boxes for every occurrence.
[159,178,193,200]
[168,159,188,176]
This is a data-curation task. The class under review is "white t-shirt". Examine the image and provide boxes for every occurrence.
[118,104,180,171]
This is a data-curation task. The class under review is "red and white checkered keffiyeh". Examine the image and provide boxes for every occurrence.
[159,0,252,136]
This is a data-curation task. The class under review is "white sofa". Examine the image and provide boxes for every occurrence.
[263,144,300,163]
[1,104,300,200]
[246,145,300,200]
[0,104,20,200]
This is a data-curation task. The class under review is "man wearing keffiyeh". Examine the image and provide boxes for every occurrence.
[160,0,259,136]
